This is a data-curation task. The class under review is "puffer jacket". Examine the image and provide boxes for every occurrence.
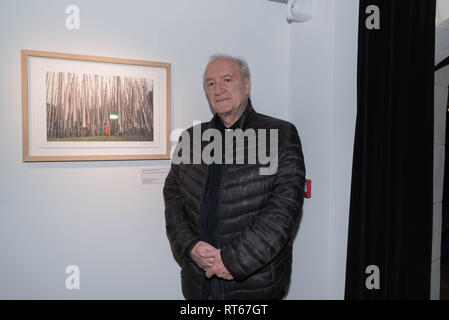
[163,102,305,299]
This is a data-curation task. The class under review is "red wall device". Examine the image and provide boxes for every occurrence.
[304,179,311,198]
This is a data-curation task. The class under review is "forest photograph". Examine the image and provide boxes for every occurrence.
[45,71,154,142]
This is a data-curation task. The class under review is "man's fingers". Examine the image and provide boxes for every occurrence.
[195,241,217,255]
[199,257,214,266]
[201,248,234,281]
[201,260,214,269]
[205,263,220,278]
[199,256,215,263]
[205,267,233,280]
[200,249,218,258]
[205,269,214,278]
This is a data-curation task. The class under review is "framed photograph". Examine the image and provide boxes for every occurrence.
[21,50,171,161]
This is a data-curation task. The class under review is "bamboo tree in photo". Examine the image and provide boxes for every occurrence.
[45,71,153,141]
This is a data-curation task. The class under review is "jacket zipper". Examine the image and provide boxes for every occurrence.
[197,121,211,231]
[196,122,210,299]
[198,162,209,300]
[217,164,226,300]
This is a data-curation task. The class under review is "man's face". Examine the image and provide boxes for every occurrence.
[204,58,250,118]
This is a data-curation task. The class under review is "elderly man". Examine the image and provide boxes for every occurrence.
[164,54,305,300]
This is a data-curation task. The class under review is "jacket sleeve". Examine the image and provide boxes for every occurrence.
[163,162,200,263]
[220,124,306,281]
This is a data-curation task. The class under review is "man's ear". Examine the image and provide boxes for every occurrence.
[244,77,251,96]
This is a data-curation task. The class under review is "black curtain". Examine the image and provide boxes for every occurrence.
[345,0,435,299]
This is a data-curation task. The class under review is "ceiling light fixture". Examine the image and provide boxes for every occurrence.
[286,0,316,23]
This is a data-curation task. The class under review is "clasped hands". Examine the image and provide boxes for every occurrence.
[190,241,234,280]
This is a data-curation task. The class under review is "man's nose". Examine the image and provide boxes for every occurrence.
[214,81,224,95]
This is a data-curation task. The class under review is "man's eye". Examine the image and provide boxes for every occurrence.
[207,82,214,87]
[224,78,232,82]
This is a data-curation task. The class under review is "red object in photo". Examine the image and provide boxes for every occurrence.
[304,179,311,198]
[104,124,110,136]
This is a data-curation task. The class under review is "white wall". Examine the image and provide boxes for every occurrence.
[327,0,359,299]
[437,0,449,25]
[287,0,358,299]
[0,0,359,299]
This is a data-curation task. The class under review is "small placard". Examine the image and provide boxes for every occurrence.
[141,167,170,185]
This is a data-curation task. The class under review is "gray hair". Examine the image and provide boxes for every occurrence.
[203,54,251,88]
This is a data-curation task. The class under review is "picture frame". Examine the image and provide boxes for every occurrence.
[21,50,171,162]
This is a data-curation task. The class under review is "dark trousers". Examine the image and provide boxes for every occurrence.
[202,276,222,300]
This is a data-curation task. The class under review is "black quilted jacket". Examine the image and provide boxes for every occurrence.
[163,102,305,299]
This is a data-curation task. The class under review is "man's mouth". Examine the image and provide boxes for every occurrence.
[216,97,230,103]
